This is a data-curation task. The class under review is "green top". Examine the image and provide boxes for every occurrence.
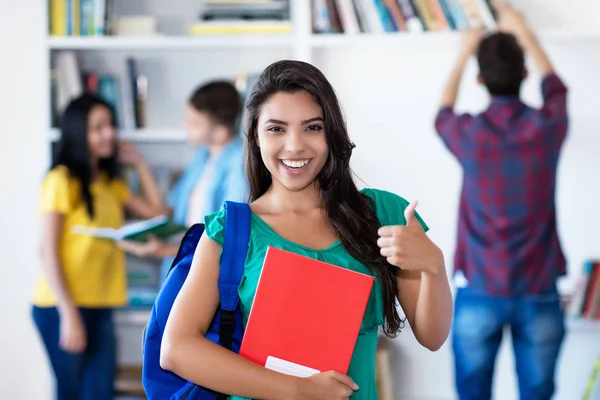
[204,188,428,400]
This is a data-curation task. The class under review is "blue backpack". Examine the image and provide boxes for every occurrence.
[142,201,251,400]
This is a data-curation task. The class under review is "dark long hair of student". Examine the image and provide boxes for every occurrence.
[52,93,120,218]
[245,60,403,337]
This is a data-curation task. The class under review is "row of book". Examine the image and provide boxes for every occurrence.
[48,0,293,37]
[51,51,147,130]
[190,0,292,35]
[51,51,261,136]
[312,0,497,34]
[567,260,600,320]
[49,0,116,36]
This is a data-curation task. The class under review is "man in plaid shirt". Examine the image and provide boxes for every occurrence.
[435,3,568,400]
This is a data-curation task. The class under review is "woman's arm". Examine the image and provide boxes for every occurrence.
[161,234,358,400]
[439,28,484,109]
[119,142,169,219]
[40,213,87,353]
[396,266,453,351]
[377,203,453,351]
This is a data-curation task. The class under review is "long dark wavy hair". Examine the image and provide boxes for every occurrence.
[52,93,120,219]
[244,60,402,337]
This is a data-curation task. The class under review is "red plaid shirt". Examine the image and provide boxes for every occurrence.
[435,74,569,296]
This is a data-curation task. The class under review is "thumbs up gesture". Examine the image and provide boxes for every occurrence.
[377,201,444,274]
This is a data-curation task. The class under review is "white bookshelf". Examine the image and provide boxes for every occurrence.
[309,30,600,49]
[47,34,294,50]
[567,318,600,334]
[42,0,600,141]
[47,30,600,52]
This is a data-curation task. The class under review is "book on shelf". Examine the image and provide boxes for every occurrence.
[583,357,600,400]
[50,56,260,140]
[190,0,291,35]
[51,51,147,132]
[312,0,497,34]
[72,215,187,242]
[239,247,374,376]
[567,260,600,321]
[50,0,116,36]
[189,19,293,35]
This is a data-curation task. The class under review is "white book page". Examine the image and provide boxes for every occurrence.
[265,356,320,378]
[71,226,118,239]
[71,215,167,240]
[117,215,167,238]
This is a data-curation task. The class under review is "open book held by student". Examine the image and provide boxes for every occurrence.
[239,246,374,377]
[72,215,187,242]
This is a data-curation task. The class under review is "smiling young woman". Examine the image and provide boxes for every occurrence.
[159,60,453,400]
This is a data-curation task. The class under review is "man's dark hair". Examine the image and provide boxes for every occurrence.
[477,32,526,97]
[188,80,242,135]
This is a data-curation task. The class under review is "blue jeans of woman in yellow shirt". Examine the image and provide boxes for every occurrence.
[32,307,116,400]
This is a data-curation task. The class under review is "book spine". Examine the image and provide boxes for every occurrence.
[94,0,106,36]
[446,0,469,30]
[412,0,435,31]
[97,75,121,127]
[384,0,407,31]
[50,0,68,36]
[361,0,386,33]
[582,263,599,318]
[67,0,72,35]
[426,0,450,31]
[351,0,371,33]
[474,0,496,29]
[73,0,81,35]
[313,0,332,33]
[325,0,344,33]
[459,0,484,28]
[437,0,456,30]
[80,0,94,36]
[373,0,396,32]
[396,0,424,32]
[584,262,600,318]
[335,0,361,34]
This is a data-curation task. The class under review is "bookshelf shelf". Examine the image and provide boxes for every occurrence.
[47,34,294,50]
[114,308,152,326]
[49,128,187,143]
[310,32,458,47]
[567,318,600,334]
[309,31,600,48]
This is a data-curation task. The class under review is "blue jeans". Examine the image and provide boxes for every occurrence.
[32,307,116,400]
[452,286,565,400]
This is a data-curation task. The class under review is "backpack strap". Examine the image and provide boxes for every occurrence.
[217,201,251,352]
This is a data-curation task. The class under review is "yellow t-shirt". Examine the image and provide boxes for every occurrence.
[33,166,131,308]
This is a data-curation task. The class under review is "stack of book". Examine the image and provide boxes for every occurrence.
[51,52,147,130]
[312,0,497,34]
[49,0,116,36]
[568,260,600,320]
[189,0,292,35]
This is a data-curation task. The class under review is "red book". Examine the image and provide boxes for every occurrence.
[239,246,375,376]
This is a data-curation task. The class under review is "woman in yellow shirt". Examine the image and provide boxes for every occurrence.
[32,93,167,400]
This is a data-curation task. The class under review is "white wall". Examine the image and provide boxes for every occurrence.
[0,0,52,397]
